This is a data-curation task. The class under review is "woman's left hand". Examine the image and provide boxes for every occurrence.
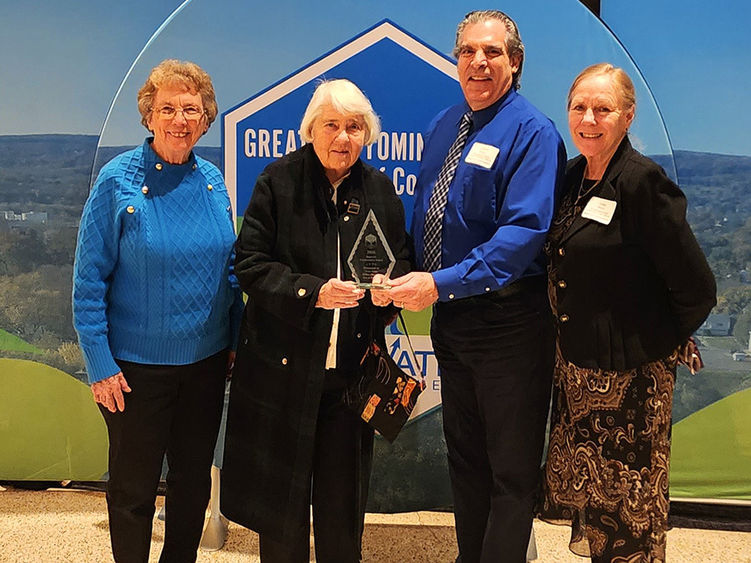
[679,337,704,375]
[370,274,393,307]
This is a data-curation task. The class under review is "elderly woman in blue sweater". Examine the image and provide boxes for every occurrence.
[73,59,242,563]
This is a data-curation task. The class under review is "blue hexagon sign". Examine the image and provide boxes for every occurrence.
[222,20,463,419]
[222,19,461,227]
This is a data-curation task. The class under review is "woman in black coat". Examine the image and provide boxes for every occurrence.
[220,79,410,562]
[538,64,716,562]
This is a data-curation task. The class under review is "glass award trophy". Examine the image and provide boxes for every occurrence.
[347,209,396,289]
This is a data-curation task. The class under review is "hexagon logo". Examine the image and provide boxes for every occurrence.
[222,19,460,419]
[222,19,461,224]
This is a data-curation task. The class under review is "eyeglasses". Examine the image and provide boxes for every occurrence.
[152,105,205,121]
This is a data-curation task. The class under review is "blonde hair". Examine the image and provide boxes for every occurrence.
[137,59,218,130]
[567,63,636,112]
[299,79,381,145]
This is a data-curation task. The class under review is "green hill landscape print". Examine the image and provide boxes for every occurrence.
[1,134,750,501]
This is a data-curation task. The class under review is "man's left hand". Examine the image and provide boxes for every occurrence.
[387,272,439,312]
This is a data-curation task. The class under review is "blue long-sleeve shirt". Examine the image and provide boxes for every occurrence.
[412,89,566,301]
[73,139,243,383]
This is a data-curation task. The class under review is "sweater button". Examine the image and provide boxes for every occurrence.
[558,247,565,256]
[207,184,213,191]
[297,288,307,297]
[281,357,288,365]
[155,163,163,171]
[126,205,135,214]
[448,293,455,300]
[557,280,567,289]
[559,314,569,323]
[141,186,149,195]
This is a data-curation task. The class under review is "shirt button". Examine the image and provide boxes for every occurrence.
[560,314,569,323]
[126,205,135,214]
[356,332,362,339]
[448,293,455,300]
[343,215,350,222]
[558,280,567,289]
[297,288,307,297]
[192,163,197,170]
[207,184,213,191]
[558,248,565,256]
[155,163,163,171]
[141,186,149,195]
[281,357,288,365]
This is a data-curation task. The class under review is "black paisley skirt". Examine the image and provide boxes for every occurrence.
[538,347,678,563]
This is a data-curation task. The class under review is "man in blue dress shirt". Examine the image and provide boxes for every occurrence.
[381,10,566,563]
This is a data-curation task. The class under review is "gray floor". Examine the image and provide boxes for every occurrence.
[1,487,749,562]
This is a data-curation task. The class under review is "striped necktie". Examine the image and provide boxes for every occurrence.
[422,111,472,272]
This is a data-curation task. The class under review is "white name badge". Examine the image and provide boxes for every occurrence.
[581,196,617,225]
[465,142,499,169]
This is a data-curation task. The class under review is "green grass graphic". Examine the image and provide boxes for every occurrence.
[0,358,108,480]
[0,329,43,354]
[670,387,751,500]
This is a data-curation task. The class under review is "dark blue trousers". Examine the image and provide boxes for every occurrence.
[99,350,227,563]
[258,388,374,563]
[431,279,554,563]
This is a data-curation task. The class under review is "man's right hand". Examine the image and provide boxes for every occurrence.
[91,372,131,413]
[387,272,440,312]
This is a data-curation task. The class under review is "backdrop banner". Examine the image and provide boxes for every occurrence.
[1,0,749,508]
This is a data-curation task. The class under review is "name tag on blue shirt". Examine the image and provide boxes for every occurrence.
[582,196,617,225]
[465,142,500,169]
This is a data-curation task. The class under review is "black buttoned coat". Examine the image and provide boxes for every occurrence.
[220,144,410,544]
[549,137,716,371]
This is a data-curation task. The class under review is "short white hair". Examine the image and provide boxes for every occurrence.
[299,79,381,145]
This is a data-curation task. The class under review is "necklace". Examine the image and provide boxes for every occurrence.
[574,176,600,207]
[576,167,600,206]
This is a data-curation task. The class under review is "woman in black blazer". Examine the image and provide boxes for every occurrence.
[538,63,716,562]
[221,79,410,562]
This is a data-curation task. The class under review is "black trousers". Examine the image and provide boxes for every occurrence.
[99,350,227,563]
[259,388,374,563]
[431,281,554,563]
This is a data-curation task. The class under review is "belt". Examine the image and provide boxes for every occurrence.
[491,275,546,299]
[438,275,546,307]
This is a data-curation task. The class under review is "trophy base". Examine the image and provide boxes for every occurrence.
[357,282,392,290]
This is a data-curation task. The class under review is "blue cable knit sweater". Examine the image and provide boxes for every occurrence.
[73,139,243,383]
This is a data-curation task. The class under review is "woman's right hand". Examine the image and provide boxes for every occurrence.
[91,372,131,413]
[315,278,365,309]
